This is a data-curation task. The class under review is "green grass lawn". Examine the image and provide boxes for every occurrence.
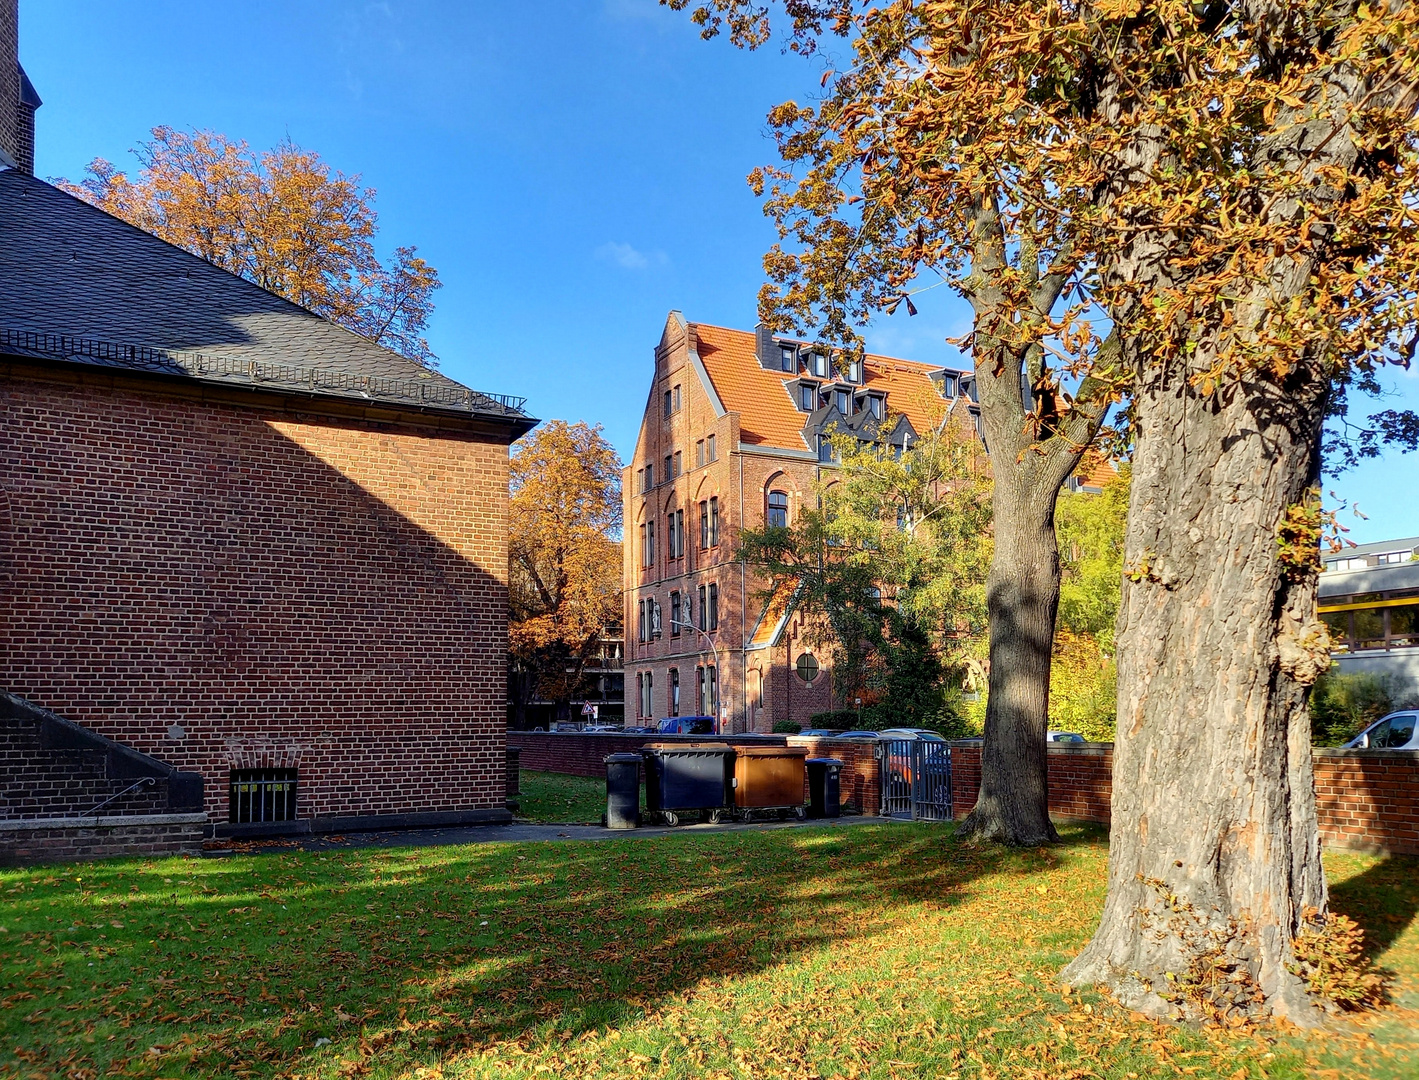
[515,770,607,824]
[1,824,1415,1080]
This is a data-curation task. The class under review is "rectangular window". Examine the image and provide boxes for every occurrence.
[676,509,685,557]
[780,345,796,372]
[698,584,707,631]
[642,672,653,718]
[708,583,719,631]
[699,500,710,549]
[673,451,682,477]
[942,373,958,398]
[647,519,656,565]
[706,434,716,461]
[645,462,654,489]
[229,769,297,824]
[663,454,672,481]
[812,352,829,377]
[673,384,682,412]
[708,665,717,712]
[670,591,681,635]
[636,673,643,717]
[639,523,649,568]
[869,396,883,418]
[664,389,672,418]
[697,666,717,714]
[800,384,815,411]
[638,598,647,642]
[836,390,850,414]
[696,440,705,468]
[818,435,834,463]
[669,668,680,716]
[847,358,862,383]
[709,497,720,545]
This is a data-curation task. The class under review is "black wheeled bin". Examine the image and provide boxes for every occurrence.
[640,743,734,825]
[604,752,642,830]
[806,757,843,819]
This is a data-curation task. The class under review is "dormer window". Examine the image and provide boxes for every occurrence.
[780,345,796,372]
[846,358,862,383]
[810,352,829,378]
[800,383,816,411]
[835,390,851,414]
[941,373,958,398]
[866,395,883,419]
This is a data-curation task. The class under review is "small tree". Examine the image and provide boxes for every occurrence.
[508,421,623,727]
[738,421,991,725]
[57,127,441,366]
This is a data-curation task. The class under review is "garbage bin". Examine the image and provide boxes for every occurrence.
[641,743,734,825]
[733,745,808,820]
[604,752,642,830]
[806,757,843,819]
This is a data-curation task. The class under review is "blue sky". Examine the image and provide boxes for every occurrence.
[21,0,1418,543]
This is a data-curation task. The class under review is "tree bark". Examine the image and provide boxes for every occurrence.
[958,477,1063,845]
[1062,363,1331,1023]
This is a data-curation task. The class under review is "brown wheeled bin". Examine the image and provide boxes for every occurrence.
[733,745,808,821]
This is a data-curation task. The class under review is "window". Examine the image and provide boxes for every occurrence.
[673,451,682,478]
[698,584,707,631]
[230,769,297,824]
[767,489,789,528]
[664,454,672,480]
[636,673,644,716]
[699,500,710,548]
[835,390,850,414]
[696,440,705,468]
[670,591,681,635]
[667,510,679,559]
[707,583,719,631]
[810,352,829,377]
[846,358,862,383]
[941,373,958,398]
[641,671,653,717]
[637,598,647,642]
[664,389,672,418]
[800,384,815,411]
[780,345,796,372]
[709,497,720,545]
[645,462,654,489]
[669,668,680,716]
[795,653,819,684]
[867,396,882,419]
[676,509,684,557]
[639,523,650,568]
[647,519,656,565]
[1387,713,1417,747]
[697,665,718,713]
[706,434,716,461]
[673,384,682,412]
[818,435,835,463]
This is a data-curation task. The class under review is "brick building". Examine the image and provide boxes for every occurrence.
[0,7,536,836]
[624,312,982,732]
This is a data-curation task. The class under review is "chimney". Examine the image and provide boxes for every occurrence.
[0,0,37,174]
[754,323,779,370]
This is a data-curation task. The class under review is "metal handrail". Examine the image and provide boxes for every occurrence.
[0,327,529,416]
[82,776,157,817]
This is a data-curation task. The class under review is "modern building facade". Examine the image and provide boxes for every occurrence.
[622,312,983,732]
[1319,539,1419,695]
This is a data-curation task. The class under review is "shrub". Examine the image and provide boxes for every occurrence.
[771,719,803,734]
[808,711,862,729]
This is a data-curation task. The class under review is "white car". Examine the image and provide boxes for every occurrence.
[1047,730,1086,744]
[1345,711,1419,750]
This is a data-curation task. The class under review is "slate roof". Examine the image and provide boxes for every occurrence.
[0,168,533,430]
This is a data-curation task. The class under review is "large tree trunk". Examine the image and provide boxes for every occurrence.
[1062,362,1331,1024]
[958,480,1062,845]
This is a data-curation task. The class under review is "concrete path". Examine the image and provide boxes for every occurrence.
[206,814,904,856]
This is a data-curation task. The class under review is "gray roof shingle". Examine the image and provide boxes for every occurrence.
[0,168,533,430]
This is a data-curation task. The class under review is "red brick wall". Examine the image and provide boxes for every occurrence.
[1,374,512,824]
[950,742,1419,856]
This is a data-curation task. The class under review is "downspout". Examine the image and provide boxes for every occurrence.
[739,448,748,733]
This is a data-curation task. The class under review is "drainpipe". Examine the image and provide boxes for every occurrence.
[739,447,748,733]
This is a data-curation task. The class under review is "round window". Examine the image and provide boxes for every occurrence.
[795,653,819,684]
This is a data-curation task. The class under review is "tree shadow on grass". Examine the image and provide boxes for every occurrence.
[0,824,1103,1078]
[1326,853,1419,960]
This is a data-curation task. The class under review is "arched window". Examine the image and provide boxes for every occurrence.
[767,490,789,529]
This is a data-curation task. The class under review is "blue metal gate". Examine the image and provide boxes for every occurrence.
[879,739,952,821]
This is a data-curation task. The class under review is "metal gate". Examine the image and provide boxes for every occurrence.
[879,739,953,821]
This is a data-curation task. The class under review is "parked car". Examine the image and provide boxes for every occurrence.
[879,728,947,742]
[1047,730,1086,743]
[583,723,624,733]
[656,716,716,735]
[835,730,881,739]
[621,725,657,734]
[1345,711,1418,750]
[797,728,845,737]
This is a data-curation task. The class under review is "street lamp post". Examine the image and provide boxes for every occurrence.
[670,619,728,734]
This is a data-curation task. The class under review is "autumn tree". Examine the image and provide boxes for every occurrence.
[57,127,441,365]
[670,0,1418,1021]
[738,420,991,727]
[508,421,624,728]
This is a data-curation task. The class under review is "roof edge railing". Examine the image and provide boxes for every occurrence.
[0,327,529,417]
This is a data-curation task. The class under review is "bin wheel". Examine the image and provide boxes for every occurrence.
[741,810,754,824]
[794,806,807,821]
[663,811,680,827]
[708,809,726,825]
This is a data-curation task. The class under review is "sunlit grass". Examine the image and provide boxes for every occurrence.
[0,825,1414,1079]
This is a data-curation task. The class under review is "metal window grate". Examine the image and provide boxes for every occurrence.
[229,769,298,824]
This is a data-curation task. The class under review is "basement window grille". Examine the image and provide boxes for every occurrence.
[229,769,298,824]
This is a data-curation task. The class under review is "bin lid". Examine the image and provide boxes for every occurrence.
[734,745,809,758]
[604,752,642,763]
[641,742,735,756]
[806,757,844,766]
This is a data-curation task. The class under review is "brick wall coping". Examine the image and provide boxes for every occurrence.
[1312,747,1419,760]
[0,812,209,831]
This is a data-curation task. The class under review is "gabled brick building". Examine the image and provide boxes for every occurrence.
[624,312,982,732]
[0,6,536,836]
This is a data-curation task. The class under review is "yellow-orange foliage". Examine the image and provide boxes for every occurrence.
[57,127,441,366]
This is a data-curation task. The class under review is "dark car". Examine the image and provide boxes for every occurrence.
[656,716,716,735]
[835,730,880,739]
[621,725,658,734]
[797,728,845,737]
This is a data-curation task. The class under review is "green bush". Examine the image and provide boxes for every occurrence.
[1310,669,1417,746]
[808,710,863,729]
[771,719,803,734]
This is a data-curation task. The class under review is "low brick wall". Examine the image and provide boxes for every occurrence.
[949,741,1419,857]
[508,732,883,813]
[0,813,208,866]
